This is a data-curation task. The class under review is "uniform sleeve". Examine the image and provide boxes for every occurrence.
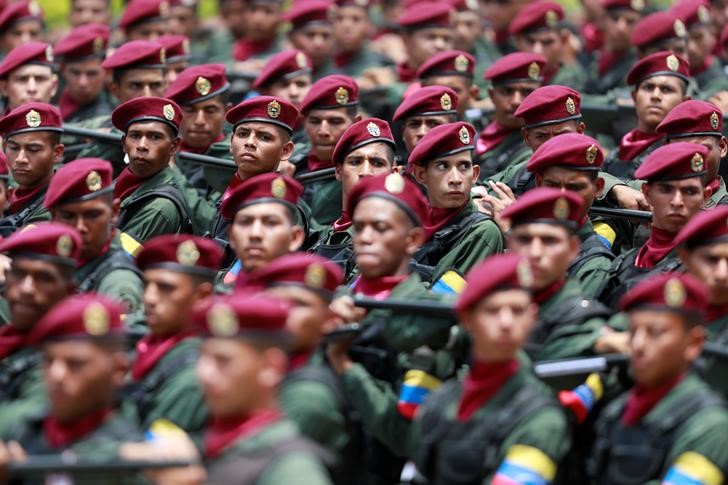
[258,451,334,485]
[431,220,504,281]
[0,368,46,439]
[570,255,613,299]
[97,269,145,315]
[169,166,216,236]
[25,206,51,225]
[537,315,608,361]
[119,199,182,255]
[144,368,209,433]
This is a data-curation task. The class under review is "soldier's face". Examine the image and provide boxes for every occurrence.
[70,0,111,27]
[482,0,525,34]
[228,203,305,273]
[667,135,727,183]
[244,2,281,41]
[289,26,335,69]
[453,10,481,51]
[604,9,642,53]
[304,108,356,163]
[633,76,688,131]
[180,97,226,150]
[402,115,455,151]
[522,120,584,152]
[230,122,294,180]
[336,142,394,202]
[404,27,455,68]
[165,60,190,86]
[266,75,312,109]
[333,6,372,53]
[681,242,728,307]
[123,121,181,178]
[422,76,476,116]
[507,223,579,290]
[110,69,165,104]
[144,269,211,336]
[61,58,106,105]
[221,0,246,38]
[265,286,335,352]
[628,309,703,389]
[488,82,539,130]
[0,19,43,52]
[1,65,57,111]
[536,167,604,216]
[686,25,717,72]
[5,132,63,190]
[52,196,116,262]
[169,5,198,37]
[514,30,564,71]
[642,178,705,234]
[352,197,424,279]
[125,18,168,42]
[413,152,479,210]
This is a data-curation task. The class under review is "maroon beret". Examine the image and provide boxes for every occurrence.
[0,1,43,33]
[408,121,475,166]
[527,133,604,173]
[398,1,453,29]
[332,117,395,165]
[220,173,303,219]
[634,142,708,181]
[301,74,359,114]
[0,41,54,79]
[631,11,687,48]
[253,50,312,90]
[44,158,113,209]
[119,0,169,30]
[240,253,343,297]
[656,100,723,139]
[672,0,712,28]
[0,152,8,179]
[111,96,183,133]
[626,50,690,85]
[0,222,81,267]
[674,205,728,248]
[456,253,533,314]
[514,84,581,129]
[101,40,165,70]
[601,0,648,12]
[284,0,332,29]
[193,293,291,342]
[169,0,199,6]
[54,24,109,62]
[484,52,546,85]
[619,272,708,319]
[137,234,223,276]
[348,172,429,226]
[449,0,479,12]
[0,102,63,138]
[509,0,564,36]
[28,294,125,345]
[335,0,372,8]
[416,50,475,79]
[722,22,728,49]
[157,34,191,63]
[225,95,300,133]
[501,187,584,229]
[165,63,229,105]
[393,86,458,122]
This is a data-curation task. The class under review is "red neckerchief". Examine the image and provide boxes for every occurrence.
[289,351,312,372]
[113,168,147,202]
[476,121,514,155]
[707,177,721,195]
[180,133,225,155]
[8,183,47,214]
[232,37,275,61]
[397,62,417,83]
[618,129,663,161]
[78,231,114,266]
[533,279,566,304]
[494,29,509,48]
[306,151,332,172]
[635,226,677,269]
[622,373,684,426]
[58,90,83,121]
[43,408,113,449]
[132,330,196,380]
[582,22,604,53]
[597,49,625,76]
[707,303,728,324]
[425,204,465,240]
[0,325,26,360]
[691,56,715,77]
[353,275,408,300]
[204,409,282,459]
[222,172,245,204]
[457,359,519,422]
[542,64,558,84]
[334,51,354,68]
[332,210,352,232]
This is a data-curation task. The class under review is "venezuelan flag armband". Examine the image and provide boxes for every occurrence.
[492,445,556,485]
[662,452,724,485]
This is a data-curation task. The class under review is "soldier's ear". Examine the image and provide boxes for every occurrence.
[684,324,705,363]
[595,176,605,198]
[411,163,427,185]
[334,163,343,182]
[719,136,728,158]
[280,140,295,162]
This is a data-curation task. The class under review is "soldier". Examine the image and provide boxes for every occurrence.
[0,152,9,217]
[53,23,113,123]
[70,0,112,28]
[193,293,334,484]
[392,85,458,155]
[252,49,313,111]
[449,0,499,92]
[167,0,209,64]
[285,0,336,81]
[586,273,728,483]
[0,42,57,113]
[631,10,689,59]
[0,1,44,55]
[44,158,144,314]
[416,50,478,120]
[0,102,63,234]
[118,0,169,42]
[231,0,285,69]
[0,224,80,437]
[657,99,728,207]
[158,34,192,86]
[481,0,529,54]
[126,235,221,432]
[475,52,545,179]
[674,0,723,91]
[602,51,690,180]
[332,0,392,78]
[111,96,191,256]
[327,253,571,484]
[598,142,711,308]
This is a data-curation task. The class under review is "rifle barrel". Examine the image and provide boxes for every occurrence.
[353,296,455,318]
[590,206,652,221]
[8,457,193,475]
[294,167,337,184]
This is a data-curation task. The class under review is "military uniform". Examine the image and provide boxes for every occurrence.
[334,45,393,78]
[0,346,44,438]
[584,51,635,95]
[477,130,531,180]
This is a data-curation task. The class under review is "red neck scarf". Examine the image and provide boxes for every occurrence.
[691,56,714,77]
[707,303,728,324]
[425,204,465,240]
[222,172,245,204]
[205,409,282,459]
[43,408,113,449]
[618,129,663,161]
[494,29,509,48]
[597,49,626,76]
[78,232,114,267]
[458,359,519,421]
[232,37,275,61]
[334,50,355,68]
[534,279,566,304]
[58,90,83,121]
[476,121,514,155]
[0,325,26,360]
[353,274,408,300]
[180,133,225,155]
[622,373,684,426]
[397,62,417,83]
[289,351,312,372]
[132,330,196,380]
[707,177,721,196]
[332,210,352,232]
[635,226,677,269]
[113,168,147,202]
[306,151,332,172]
[9,182,47,214]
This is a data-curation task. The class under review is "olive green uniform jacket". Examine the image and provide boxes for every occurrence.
[334,45,393,78]
[698,312,728,399]
[572,220,614,298]
[0,347,44,439]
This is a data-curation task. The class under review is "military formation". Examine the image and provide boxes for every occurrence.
[0,0,727,483]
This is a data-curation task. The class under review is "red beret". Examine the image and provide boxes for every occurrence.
[253,50,312,90]
[54,24,109,62]
[137,234,223,276]
[335,0,372,8]
[675,205,728,248]
[301,74,359,114]
[398,1,453,29]
[484,52,546,85]
[240,253,343,297]
[527,133,604,173]
[0,152,8,179]
[722,22,728,49]
[348,172,429,226]
[28,294,125,345]
[416,50,475,79]
[111,96,183,133]
[672,0,712,28]
[157,34,191,62]
[393,86,458,122]
[169,0,198,7]
[0,1,43,33]
[101,40,165,70]
[193,293,291,342]
[0,222,81,267]
[626,50,690,85]
[619,272,708,319]
[284,0,332,29]
[165,63,229,105]
[455,253,533,314]
[225,95,300,133]
[220,173,303,219]
[449,0,479,12]
[332,117,395,165]
[631,11,687,48]
[408,121,475,166]
[656,100,722,139]
[634,142,708,181]
[0,102,63,138]
[0,41,54,79]
[119,0,170,30]
[501,187,584,229]
[514,84,581,129]
[601,0,648,12]
[44,158,113,209]
[509,0,564,36]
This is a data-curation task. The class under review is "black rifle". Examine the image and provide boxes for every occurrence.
[589,206,652,222]
[7,457,193,476]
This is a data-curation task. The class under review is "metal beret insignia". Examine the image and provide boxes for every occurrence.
[384,173,405,194]
[459,126,470,145]
[698,5,711,24]
[56,234,73,257]
[160,47,166,64]
[666,54,680,72]
[28,1,41,16]
[305,263,326,288]
[454,54,469,72]
[664,278,686,307]
[528,62,540,80]
[553,197,570,220]
[674,19,687,38]
[545,10,559,28]
[267,100,281,118]
[440,93,452,111]
[367,121,381,137]
[691,153,704,172]
[565,97,576,115]
[25,110,41,128]
[711,112,720,130]
[630,0,644,11]
[208,303,238,337]
[195,76,211,96]
[93,37,104,54]
[182,38,191,54]
[86,171,102,192]
[163,104,175,121]
[295,52,307,68]
[83,302,110,336]
[177,240,200,266]
[271,177,287,198]
[586,144,598,164]
[159,0,170,17]
[335,87,349,105]
[517,260,533,288]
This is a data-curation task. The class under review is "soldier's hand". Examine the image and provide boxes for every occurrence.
[594,327,630,354]
[709,90,728,114]
[0,440,26,483]
[330,295,365,324]
[358,67,398,89]
[120,433,205,485]
[610,184,649,210]
[472,182,516,232]
[277,160,297,178]
[326,327,356,375]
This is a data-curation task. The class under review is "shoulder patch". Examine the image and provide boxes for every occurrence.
[493,444,556,485]
[662,452,724,485]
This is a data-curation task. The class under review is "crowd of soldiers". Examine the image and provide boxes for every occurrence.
[0,0,727,483]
